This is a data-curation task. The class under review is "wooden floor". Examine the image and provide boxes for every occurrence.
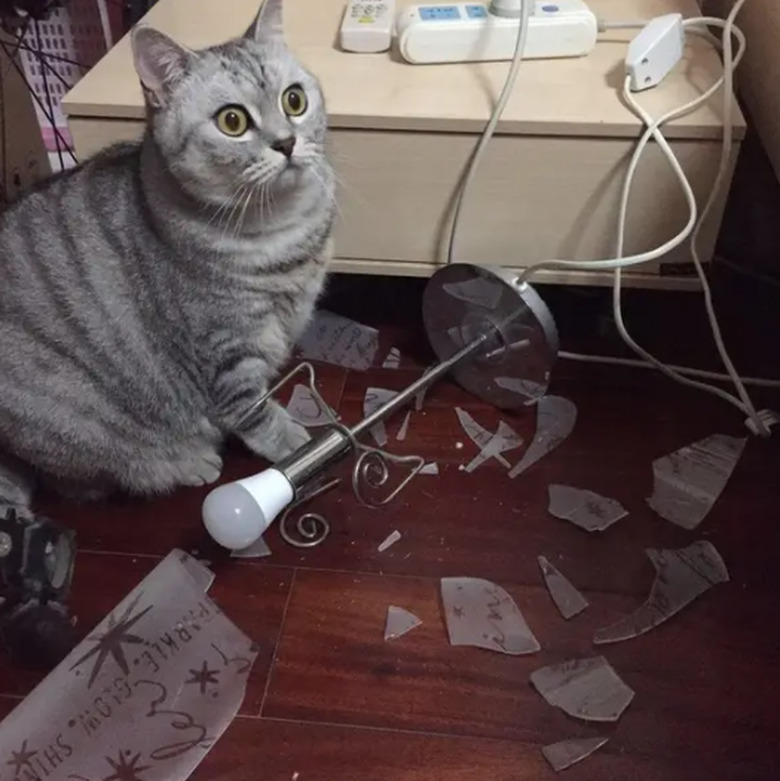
[1,267,779,780]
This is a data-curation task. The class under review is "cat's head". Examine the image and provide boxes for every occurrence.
[130,0,329,206]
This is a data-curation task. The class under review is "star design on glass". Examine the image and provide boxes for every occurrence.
[452,605,465,618]
[70,591,152,687]
[6,739,37,776]
[103,750,150,781]
[185,660,221,694]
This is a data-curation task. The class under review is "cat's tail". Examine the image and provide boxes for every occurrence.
[0,455,78,669]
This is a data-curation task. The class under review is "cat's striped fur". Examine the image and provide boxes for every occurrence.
[0,0,336,509]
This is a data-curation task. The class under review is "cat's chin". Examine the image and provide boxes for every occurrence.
[272,163,313,192]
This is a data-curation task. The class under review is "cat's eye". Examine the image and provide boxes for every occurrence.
[281,84,308,118]
[215,105,251,137]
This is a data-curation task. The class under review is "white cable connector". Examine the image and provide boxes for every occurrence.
[625,13,684,92]
[445,0,780,438]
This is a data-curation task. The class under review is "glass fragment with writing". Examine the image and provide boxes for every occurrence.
[0,550,258,781]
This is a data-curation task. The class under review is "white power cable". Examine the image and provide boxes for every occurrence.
[578,2,779,436]
[600,3,776,435]
[598,4,777,435]
[445,0,778,436]
[446,0,532,265]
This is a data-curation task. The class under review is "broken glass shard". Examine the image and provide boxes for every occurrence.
[230,536,272,559]
[363,387,399,447]
[0,549,258,781]
[420,462,439,475]
[647,434,746,530]
[593,540,729,645]
[414,364,436,410]
[440,577,540,655]
[442,277,503,309]
[381,347,401,369]
[297,310,379,370]
[178,550,216,592]
[538,556,588,619]
[384,606,422,641]
[455,407,511,468]
[495,376,547,399]
[396,411,411,441]
[542,736,609,772]
[463,419,523,473]
[377,530,401,552]
[286,384,337,428]
[530,656,634,722]
[509,396,577,478]
[547,485,628,532]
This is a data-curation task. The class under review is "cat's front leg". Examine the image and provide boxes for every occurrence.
[236,398,311,463]
[213,356,311,464]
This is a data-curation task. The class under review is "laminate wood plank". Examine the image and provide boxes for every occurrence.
[262,569,778,780]
[190,717,683,781]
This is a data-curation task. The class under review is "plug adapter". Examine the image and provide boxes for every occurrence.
[625,13,684,92]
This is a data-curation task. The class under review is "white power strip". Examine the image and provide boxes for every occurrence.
[396,1,598,65]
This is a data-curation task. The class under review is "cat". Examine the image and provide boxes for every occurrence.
[0,0,336,515]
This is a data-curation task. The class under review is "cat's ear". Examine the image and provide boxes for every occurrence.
[131,26,194,108]
[244,0,284,46]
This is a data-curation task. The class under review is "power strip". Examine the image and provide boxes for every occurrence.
[396,1,598,65]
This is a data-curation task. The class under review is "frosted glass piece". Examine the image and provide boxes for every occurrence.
[495,376,546,399]
[363,387,399,447]
[230,536,272,559]
[381,347,401,368]
[396,411,411,441]
[530,656,634,722]
[594,540,729,645]
[542,736,609,771]
[455,407,511,468]
[0,549,258,781]
[384,606,422,641]
[538,556,588,619]
[509,396,577,478]
[647,434,746,529]
[297,310,379,370]
[547,485,628,532]
[463,419,523,473]
[441,577,540,655]
[286,384,337,428]
[377,530,401,552]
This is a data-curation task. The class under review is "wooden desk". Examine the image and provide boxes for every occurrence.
[62,0,745,289]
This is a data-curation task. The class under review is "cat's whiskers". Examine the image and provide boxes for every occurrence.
[234,184,257,238]
[307,166,343,221]
[303,144,364,207]
[210,181,251,234]
[221,182,254,240]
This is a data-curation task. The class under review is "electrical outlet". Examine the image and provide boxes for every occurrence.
[396,0,598,64]
[419,5,462,19]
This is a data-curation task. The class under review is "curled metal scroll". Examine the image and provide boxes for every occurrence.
[251,361,428,548]
[278,478,340,548]
[351,448,426,508]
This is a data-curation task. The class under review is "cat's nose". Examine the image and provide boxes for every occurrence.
[271,136,295,158]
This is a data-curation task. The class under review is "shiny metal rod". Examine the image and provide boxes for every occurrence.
[351,329,493,438]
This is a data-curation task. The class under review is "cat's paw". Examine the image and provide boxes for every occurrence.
[242,403,311,463]
[178,450,223,487]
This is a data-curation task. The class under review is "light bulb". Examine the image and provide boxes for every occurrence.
[202,468,294,550]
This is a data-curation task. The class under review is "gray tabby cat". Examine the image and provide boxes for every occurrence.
[0,0,336,514]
